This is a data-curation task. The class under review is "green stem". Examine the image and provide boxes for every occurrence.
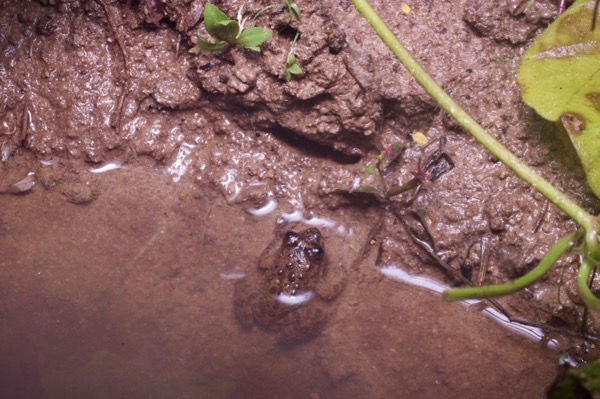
[350,0,594,230]
[444,230,582,301]
[385,178,419,198]
[253,3,284,21]
[578,256,600,311]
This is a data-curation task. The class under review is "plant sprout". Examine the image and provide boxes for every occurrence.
[334,141,453,200]
[284,31,302,81]
[197,3,272,52]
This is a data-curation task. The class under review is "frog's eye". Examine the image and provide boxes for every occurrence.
[283,231,300,247]
[303,228,322,244]
[306,245,324,262]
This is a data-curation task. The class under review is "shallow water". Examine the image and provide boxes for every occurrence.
[0,166,561,399]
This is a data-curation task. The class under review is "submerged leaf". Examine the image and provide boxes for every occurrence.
[518,0,600,197]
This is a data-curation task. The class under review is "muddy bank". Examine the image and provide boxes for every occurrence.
[1,0,600,397]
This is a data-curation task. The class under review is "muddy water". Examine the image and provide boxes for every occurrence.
[0,165,557,399]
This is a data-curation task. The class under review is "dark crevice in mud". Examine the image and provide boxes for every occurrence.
[276,23,300,41]
[380,99,436,139]
[269,127,362,165]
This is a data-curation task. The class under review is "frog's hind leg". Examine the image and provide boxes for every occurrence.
[280,306,328,342]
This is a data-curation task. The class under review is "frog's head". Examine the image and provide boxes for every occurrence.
[283,228,324,264]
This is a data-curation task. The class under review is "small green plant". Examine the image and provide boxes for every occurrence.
[284,32,302,81]
[197,3,272,52]
[334,141,453,200]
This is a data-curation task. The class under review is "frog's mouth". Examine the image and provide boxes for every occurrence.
[274,291,315,306]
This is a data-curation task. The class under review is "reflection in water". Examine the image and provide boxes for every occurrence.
[482,307,558,349]
[220,272,246,280]
[380,265,559,349]
[275,291,315,305]
[380,266,448,294]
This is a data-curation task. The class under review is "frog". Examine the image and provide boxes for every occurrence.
[233,227,345,342]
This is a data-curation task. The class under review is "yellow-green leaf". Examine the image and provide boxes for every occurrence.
[204,4,239,43]
[235,27,272,51]
[517,0,600,197]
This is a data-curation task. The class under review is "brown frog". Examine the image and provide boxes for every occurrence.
[233,227,344,342]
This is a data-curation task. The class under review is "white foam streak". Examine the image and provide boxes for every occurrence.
[279,209,336,228]
[482,307,558,349]
[220,272,245,280]
[380,265,559,348]
[247,196,278,216]
[89,163,123,173]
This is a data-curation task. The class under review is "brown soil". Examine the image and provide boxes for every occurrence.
[1,0,599,398]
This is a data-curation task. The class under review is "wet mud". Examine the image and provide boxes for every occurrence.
[1,0,600,398]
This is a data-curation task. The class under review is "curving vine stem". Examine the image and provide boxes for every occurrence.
[350,0,600,309]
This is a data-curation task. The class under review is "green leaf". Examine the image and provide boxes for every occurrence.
[548,358,600,398]
[203,4,238,42]
[212,20,240,44]
[236,27,272,51]
[288,63,302,74]
[331,186,381,198]
[517,0,600,197]
[352,185,381,195]
[197,37,228,52]
[285,62,302,81]
[363,165,377,174]
[289,2,301,22]
[287,52,296,65]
